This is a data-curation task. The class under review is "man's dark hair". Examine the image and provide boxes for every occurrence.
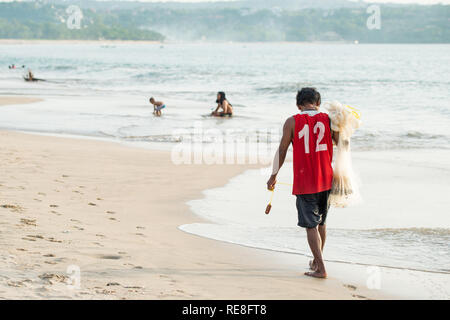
[296,87,321,106]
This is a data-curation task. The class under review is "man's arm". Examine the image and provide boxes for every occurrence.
[267,117,294,190]
[331,130,339,145]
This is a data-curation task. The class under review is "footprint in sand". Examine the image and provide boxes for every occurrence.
[7,280,29,288]
[46,237,62,243]
[99,254,122,260]
[124,285,144,290]
[344,284,357,291]
[22,237,37,242]
[23,234,44,241]
[33,198,42,202]
[49,204,59,208]
[62,175,69,178]
[352,294,369,299]
[136,226,145,230]
[96,289,116,295]
[39,273,68,285]
[20,218,37,226]
[88,202,97,206]
[107,282,121,287]
[109,217,118,221]
[1,204,23,213]
[106,211,115,214]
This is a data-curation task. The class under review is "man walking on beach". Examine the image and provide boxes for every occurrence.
[267,88,338,278]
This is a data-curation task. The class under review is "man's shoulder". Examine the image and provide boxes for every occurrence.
[285,115,296,126]
[282,116,296,134]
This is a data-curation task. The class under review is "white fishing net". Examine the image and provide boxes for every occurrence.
[324,101,362,208]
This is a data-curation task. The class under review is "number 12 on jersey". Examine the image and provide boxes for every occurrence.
[298,122,328,154]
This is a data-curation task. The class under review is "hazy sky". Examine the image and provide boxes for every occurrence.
[1,0,449,3]
[109,0,450,3]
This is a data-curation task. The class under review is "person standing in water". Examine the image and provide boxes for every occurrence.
[211,91,233,117]
[266,88,339,279]
[149,97,166,117]
[23,68,34,81]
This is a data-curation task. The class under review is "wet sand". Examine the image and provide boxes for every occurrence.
[0,96,43,106]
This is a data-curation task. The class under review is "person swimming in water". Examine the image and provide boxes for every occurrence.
[211,91,233,117]
[149,97,166,116]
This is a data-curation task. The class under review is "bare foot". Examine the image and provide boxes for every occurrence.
[309,259,318,271]
[305,271,327,279]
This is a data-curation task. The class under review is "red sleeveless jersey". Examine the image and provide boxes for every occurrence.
[292,111,333,195]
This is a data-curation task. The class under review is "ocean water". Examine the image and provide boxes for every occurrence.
[179,149,450,299]
[0,43,449,297]
[180,152,450,272]
[0,43,449,150]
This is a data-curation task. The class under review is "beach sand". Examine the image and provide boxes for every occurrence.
[0,96,43,106]
[0,129,381,300]
[0,98,389,300]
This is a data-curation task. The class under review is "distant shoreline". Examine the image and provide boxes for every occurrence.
[1,39,448,45]
[0,39,165,45]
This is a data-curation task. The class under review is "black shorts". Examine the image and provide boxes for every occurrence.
[296,190,331,228]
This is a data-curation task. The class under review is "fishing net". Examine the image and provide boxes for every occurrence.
[324,101,362,208]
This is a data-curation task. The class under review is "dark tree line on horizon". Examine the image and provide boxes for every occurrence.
[0,2,448,43]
